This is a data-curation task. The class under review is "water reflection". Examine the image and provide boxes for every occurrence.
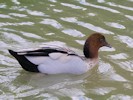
[9,13,27,18]
[105,22,125,29]
[40,19,63,29]
[119,60,133,72]
[0,22,34,27]
[0,14,12,19]
[62,29,85,37]
[107,2,133,11]
[116,35,133,48]
[11,0,20,5]
[78,0,120,13]
[61,3,86,10]
[89,87,116,95]
[125,15,133,20]
[61,17,114,34]
[108,94,133,100]
[27,10,49,17]
[98,61,127,82]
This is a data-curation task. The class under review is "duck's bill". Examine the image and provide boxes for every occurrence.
[104,41,112,48]
[106,43,112,48]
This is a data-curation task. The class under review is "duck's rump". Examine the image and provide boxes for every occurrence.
[9,48,87,74]
[8,49,39,72]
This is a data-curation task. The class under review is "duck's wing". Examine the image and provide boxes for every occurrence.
[15,47,78,64]
[9,47,79,72]
[9,47,87,74]
[17,47,78,57]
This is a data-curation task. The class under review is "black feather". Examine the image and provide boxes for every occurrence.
[8,49,39,72]
[18,48,77,56]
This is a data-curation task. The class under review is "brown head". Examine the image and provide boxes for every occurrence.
[83,33,111,58]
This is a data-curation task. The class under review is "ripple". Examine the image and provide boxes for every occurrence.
[0,4,6,8]
[0,28,17,32]
[100,47,115,52]
[62,29,85,37]
[13,86,32,94]
[16,89,43,98]
[75,40,85,45]
[97,0,105,3]
[0,14,12,18]
[61,17,114,34]
[0,22,34,27]
[0,41,11,50]
[40,19,63,29]
[0,94,14,100]
[108,94,133,100]
[40,41,66,48]
[119,60,133,72]
[9,13,27,18]
[60,17,77,23]
[116,35,133,48]
[61,3,87,10]
[88,13,96,16]
[99,61,127,82]
[20,31,43,39]
[78,0,120,13]
[10,6,27,11]
[107,2,133,11]
[0,54,17,66]
[46,33,55,36]
[105,22,126,29]
[11,0,20,5]
[48,0,57,3]
[89,87,116,95]
[125,15,133,20]
[53,9,63,13]
[109,53,129,60]
[76,21,114,34]
[128,0,133,2]
[72,96,92,100]
[27,10,49,17]
[2,32,27,44]
[59,88,85,97]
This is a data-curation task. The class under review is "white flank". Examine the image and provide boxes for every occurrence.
[25,53,98,74]
[37,56,88,74]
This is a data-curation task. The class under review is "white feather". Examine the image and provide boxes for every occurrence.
[25,53,67,65]
[49,53,65,60]
[25,52,98,74]
[25,56,48,65]
[37,56,88,74]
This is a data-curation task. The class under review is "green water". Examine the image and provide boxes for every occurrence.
[0,0,133,99]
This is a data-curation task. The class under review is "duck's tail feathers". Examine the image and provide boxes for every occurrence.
[8,49,39,72]
[8,49,18,57]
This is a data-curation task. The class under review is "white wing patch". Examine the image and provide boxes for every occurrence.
[25,53,67,65]
[25,56,48,65]
[49,53,66,60]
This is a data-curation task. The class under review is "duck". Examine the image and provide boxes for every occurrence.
[8,33,111,75]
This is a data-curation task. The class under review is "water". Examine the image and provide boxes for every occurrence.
[0,0,133,99]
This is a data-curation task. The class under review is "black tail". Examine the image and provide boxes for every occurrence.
[8,49,18,57]
[8,49,39,72]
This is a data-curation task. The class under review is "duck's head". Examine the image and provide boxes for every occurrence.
[84,33,111,58]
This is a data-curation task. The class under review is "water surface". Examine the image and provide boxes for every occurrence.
[0,0,133,99]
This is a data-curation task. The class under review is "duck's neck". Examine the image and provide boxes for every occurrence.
[83,42,99,59]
